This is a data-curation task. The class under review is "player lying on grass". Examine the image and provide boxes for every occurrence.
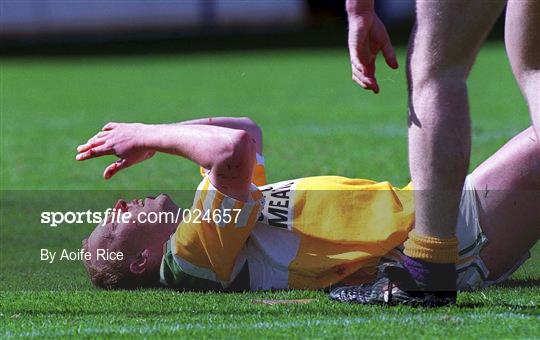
[77,117,539,303]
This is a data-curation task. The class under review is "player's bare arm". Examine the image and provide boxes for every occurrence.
[177,117,263,154]
[76,120,256,201]
[346,0,398,93]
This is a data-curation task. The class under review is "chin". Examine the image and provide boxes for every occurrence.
[166,222,179,236]
[153,221,178,245]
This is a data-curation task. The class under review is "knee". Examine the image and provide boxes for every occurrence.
[408,60,469,93]
[407,67,469,116]
[510,62,540,89]
[506,33,540,83]
[408,40,473,86]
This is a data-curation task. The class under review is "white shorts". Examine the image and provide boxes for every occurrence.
[454,175,530,291]
[386,175,531,291]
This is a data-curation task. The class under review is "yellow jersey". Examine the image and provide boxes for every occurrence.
[160,156,415,291]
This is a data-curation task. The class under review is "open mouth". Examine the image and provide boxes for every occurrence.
[143,196,156,207]
[114,199,129,212]
[128,198,144,207]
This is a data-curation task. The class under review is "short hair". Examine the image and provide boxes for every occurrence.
[81,238,139,290]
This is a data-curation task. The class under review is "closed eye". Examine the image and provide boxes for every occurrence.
[101,220,116,233]
[101,222,115,240]
[103,231,114,241]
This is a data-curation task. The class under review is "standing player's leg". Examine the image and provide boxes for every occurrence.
[405,0,506,295]
[472,127,540,281]
[330,129,539,303]
[505,0,540,135]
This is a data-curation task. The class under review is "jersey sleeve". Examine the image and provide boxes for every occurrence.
[199,153,267,186]
[160,176,264,290]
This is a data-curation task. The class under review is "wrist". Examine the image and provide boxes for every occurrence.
[346,0,374,15]
[138,123,158,150]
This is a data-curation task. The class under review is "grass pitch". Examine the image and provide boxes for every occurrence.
[1,42,539,338]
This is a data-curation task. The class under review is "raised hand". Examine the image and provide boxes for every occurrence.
[76,122,155,179]
[347,9,398,93]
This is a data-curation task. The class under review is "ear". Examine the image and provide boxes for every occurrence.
[129,249,150,275]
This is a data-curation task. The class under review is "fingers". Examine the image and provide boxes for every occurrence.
[369,79,379,94]
[76,130,110,152]
[350,40,379,93]
[349,46,363,80]
[351,63,379,94]
[348,22,370,83]
[352,73,379,94]
[77,129,111,152]
[77,138,106,153]
[351,74,378,93]
[93,131,110,140]
[381,40,399,70]
[103,159,132,179]
[102,122,118,131]
[76,144,113,161]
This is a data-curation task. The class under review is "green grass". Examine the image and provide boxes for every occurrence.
[1,42,538,338]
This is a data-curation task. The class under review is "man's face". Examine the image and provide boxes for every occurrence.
[86,194,180,270]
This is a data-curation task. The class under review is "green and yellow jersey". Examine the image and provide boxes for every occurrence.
[160,156,415,291]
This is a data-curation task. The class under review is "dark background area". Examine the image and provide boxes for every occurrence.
[0,0,505,57]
